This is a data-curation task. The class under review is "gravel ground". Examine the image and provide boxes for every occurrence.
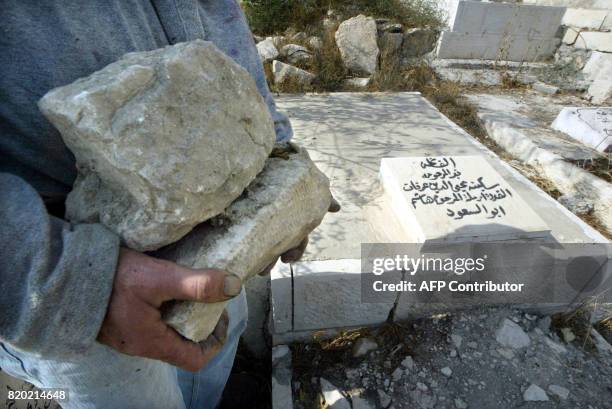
[292,306,612,409]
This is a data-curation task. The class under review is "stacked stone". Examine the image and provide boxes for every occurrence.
[39,40,332,341]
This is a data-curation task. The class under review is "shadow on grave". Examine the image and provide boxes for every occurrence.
[276,224,611,335]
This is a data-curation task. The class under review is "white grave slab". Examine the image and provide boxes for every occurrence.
[380,156,550,243]
[436,1,565,62]
[552,107,612,153]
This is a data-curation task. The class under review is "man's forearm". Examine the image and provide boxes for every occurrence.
[0,172,120,357]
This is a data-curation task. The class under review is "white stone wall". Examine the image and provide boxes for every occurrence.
[436,1,565,62]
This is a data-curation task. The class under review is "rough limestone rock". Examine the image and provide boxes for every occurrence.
[335,15,379,75]
[158,144,332,341]
[272,60,315,86]
[257,38,279,63]
[39,40,276,251]
[320,378,351,409]
[280,44,312,65]
[495,319,531,349]
[401,28,439,60]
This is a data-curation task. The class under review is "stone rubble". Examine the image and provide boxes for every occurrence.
[280,44,312,65]
[292,307,612,409]
[39,40,276,251]
[272,60,316,87]
[523,384,549,401]
[335,15,379,75]
[320,378,351,409]
[158,145,331,341]
[256,38,279,63]
[352,337,379,358]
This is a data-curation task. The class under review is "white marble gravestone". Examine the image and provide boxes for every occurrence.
[552,107,612,153]
[380,156,550,243]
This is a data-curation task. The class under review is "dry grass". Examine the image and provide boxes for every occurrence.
[242,0,443,36]
[570,157,612,184]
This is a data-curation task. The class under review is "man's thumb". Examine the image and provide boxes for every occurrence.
[159,267,242,304]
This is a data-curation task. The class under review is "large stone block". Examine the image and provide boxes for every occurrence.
[582,52,612,104]
[563,8,610,29]
[437,31,561,62]
[335,15,380,75]
[39,40,276,251]
[451,1,565,38]
[437,1,565,62]
[552,107,612,153]
[379,156,550,243]
[158,145,332,341]
[574,31,612,52]
[291,259,397,331]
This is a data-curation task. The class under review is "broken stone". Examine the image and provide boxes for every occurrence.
[335,15,380,75]
[561,327,576,343]
[272,60,315,87]
[532,82,559,95]
[451,334,463,349]
[380,32,404,55]
[401,28,439,60]
[574,32,612,53]
[562,27,580,45]
[352,337,378,357]
[523,384,549,401]
[158,145,332,341]
[558,194,594,216]
[320,378,351,409]
[343,77,371,89]
[39,40,276,251]
[441,367,452,377]
[281,44,312,65]
[257,38,279,63]
[495,319,531,349]
[401,356,415,370]
[548,384,570,400]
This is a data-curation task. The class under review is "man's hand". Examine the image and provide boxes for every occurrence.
[98,248,242,372]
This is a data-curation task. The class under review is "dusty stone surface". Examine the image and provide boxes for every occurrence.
[280,44,312,65]
[257,38,279,62]
[496,319,531,349]
[401,28,438,60]
[158,145,332,341]
[523,384,549,401]
[335,15,380,75]
[352,337,379,357]
[272,60,315,86]
[321,378,351,409]
[292,306,612,409]
[39,40,275,251]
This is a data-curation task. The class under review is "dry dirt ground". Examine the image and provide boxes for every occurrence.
[292,306,612,409]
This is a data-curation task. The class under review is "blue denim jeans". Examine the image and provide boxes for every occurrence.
[0,290,248,409]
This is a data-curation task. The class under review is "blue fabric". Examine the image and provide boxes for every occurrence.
[0,0,282,407]
[0,291,248,409]
[0,0,287,357]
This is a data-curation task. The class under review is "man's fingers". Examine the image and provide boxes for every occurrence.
[281,236,309,263]
[328,197,341,213]
[157,267,242,305]
[151,325,219,372]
